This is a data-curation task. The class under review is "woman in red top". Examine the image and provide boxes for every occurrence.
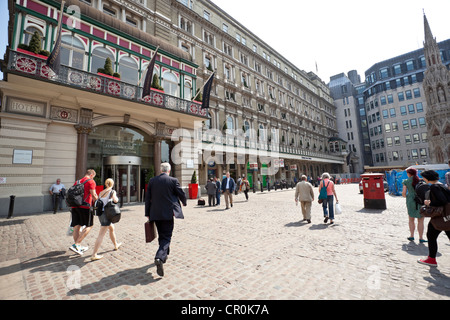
[319,173,339,224]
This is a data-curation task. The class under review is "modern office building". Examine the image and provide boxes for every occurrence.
[328,70,369,174]
[0,0,346,215]
[363,37,450,167]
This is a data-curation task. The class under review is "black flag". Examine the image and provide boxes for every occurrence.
[142,47,159,98]
[201,72,215,109]
[46,1,65,74]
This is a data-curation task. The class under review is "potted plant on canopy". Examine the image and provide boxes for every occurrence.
[188,170,198,199]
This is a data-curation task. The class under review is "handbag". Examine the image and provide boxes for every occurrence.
[335,202,342,214]
[420,188,450,231]
[104,190,121,223]
[93,199,104,216]
[145,221,157,243]
[318,181,330,204]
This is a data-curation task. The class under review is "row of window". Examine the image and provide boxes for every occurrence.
[210,115,327,149]
[365,73,425,98]
[365,49,450,86]
[369,117,426,137]
[58,34,192,98]
[374,148,428,163]
[366,87,421,111]
[372,131,428,149]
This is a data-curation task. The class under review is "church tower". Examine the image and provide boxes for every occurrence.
[422,13,450,163]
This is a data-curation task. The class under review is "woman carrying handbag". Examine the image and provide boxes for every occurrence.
[91,178,122,261]
[417,170,450,267]
[318,173,339,225]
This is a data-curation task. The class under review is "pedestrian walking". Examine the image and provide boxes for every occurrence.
[91,178,122,261]
[145,163,186,277]
[236,176,242,195]
[241,175,250,201]
[402,168,426,243]
[205,178,217,206]
[294,175,314,223]
[221,172,235,209]
[214,177,221,206]
[417,170,450,267]
[319,172,338,224]
[49,178,65,213]
[69,169,98,255]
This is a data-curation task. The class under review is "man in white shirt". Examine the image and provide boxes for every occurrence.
[49,179,65,213]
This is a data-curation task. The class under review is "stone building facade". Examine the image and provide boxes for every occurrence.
[0,0,345,215]
[422,13,450,163]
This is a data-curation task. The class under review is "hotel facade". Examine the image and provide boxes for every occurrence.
[0,0,346,215]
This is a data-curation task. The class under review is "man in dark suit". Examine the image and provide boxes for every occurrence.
[145,163,186,277]
[221,171,235,209]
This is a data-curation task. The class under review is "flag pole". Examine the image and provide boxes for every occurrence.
[138,45,160,87]
[55,0,65,42]
[192,72,214,101]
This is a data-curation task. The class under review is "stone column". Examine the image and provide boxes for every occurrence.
[154,138,162,176]
[74,108,93,180]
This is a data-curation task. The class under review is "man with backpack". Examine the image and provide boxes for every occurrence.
[67,169,98,255]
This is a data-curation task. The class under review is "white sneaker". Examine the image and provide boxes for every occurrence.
[69,244,83,255]
[80,246,89,253]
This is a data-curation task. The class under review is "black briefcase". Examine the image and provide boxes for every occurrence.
[145,221,156,243]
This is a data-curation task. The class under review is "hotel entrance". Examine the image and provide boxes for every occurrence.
[104,156,142,204]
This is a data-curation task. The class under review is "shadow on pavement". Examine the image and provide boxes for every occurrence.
[68,264,161,296]
[424,268,450,298]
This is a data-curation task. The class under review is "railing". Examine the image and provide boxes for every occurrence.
[6,49,207,118]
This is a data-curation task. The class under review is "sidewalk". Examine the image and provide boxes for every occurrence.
[0,184,449,300]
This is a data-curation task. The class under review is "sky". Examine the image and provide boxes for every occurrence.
[211,0,450,83]
[1,1,450,83]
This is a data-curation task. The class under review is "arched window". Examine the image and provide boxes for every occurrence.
[184,80,192,100]
[259,124,265,141]
[226,115,234,133]
[162,72,179,97]
[90,46,115,74]
[119,56,139,85]
[61,35,85,69]
[271,128,278,143]
[23,26,43,46]
[244,120,250,137]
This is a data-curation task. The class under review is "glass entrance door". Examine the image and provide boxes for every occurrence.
[104,156,142,204]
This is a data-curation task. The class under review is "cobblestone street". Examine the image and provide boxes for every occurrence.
[1,184,449,302]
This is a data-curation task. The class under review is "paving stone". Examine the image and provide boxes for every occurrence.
[0,184,449,300]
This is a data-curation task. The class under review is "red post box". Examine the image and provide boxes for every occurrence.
[360,173,386,209]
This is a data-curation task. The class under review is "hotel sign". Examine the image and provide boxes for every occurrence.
[7,97,46,117]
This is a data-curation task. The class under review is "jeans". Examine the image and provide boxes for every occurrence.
[322,195,334,220]
[216,192,221,205]
[52,193,63,212]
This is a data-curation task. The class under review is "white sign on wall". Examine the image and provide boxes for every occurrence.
[13,149,33,164]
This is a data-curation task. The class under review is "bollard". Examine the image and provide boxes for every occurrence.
[119,191,124,208]
[7,195,16,219]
